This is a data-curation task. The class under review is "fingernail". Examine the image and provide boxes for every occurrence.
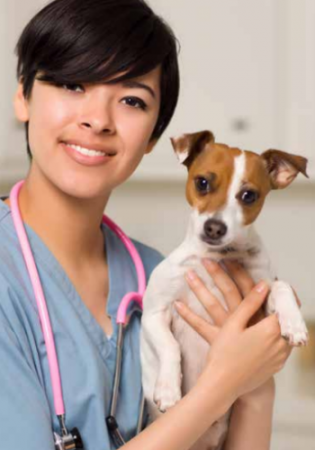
[175,300,184,310]
[255,280,267,293]
[185,270,197,282]
[224,260,238,268]
[202,259,217,270]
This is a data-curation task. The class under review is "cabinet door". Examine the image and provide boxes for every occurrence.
[0,0,49,182]
[283,0,315,180]
[138,0,282,180]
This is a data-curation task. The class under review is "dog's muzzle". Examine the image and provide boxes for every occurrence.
[203,219,227,245]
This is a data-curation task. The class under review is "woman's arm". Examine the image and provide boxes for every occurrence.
[223,378,276,450]
[123,280,290,450]
[174,260,294,450]
[124,367,233,450]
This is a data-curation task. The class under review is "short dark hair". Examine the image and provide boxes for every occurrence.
[15,0,180,158]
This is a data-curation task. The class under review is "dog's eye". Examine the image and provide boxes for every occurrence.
[195,177,212,194]
[240,190,259,205]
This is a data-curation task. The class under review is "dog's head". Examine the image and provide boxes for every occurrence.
[171,130,308,251]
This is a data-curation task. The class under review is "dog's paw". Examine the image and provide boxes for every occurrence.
[278,314,308,346]
[154,373,182,413]
[269,281,308,347]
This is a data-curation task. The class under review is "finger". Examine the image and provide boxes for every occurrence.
[174,301,219,344]
[185,271,228,326]
[222,260,255,297]
[202,259,242,313]
[247,306,265,327]
[230,280,270,330]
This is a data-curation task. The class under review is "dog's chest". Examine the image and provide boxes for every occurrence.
[171,261,227,389]
[170,261,231,450]
[173,259,228,325]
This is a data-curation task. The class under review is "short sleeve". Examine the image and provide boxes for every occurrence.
[0,319,55,449]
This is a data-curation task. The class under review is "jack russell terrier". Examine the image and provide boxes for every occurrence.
[140,130,309,450]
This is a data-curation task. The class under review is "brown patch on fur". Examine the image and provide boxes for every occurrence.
[171,130,214,166]
[262,149,309,189]
[236,151,272,225]
[186,143,242,214]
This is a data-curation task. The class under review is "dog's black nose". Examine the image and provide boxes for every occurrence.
[204,219,227,242]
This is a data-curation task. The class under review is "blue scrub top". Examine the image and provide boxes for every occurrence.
[0,199,163,450]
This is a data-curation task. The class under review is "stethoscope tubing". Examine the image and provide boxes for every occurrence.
[10,181,66,416]
[10,180,147,439]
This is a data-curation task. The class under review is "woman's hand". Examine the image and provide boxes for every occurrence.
[174,260,295,403]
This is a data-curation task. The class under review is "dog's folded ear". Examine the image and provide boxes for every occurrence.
[261,149,309,189]
[170,130,214,167]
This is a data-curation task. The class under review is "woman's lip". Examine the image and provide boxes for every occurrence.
[61,140,116,155]
[61,142,115,166]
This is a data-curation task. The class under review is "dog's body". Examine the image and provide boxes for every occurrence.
[140,131,308,450]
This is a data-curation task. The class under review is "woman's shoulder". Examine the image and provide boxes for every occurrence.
[0,201,40,329]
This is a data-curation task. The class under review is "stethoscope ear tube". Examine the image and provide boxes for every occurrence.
[10,181,147,449]
[106,323,146,447]
[110,324,125,417]
[11,182,85,450]
[10,181,65,416]
[137,394,145,435]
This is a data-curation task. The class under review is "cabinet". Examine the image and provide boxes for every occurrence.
[1,0,49,180]
[138,0,315,181]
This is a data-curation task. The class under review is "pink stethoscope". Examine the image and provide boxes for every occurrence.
[10,180,147,450]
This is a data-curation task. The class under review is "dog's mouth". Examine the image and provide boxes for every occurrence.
[216,245,237,255]
[201,235,237,254]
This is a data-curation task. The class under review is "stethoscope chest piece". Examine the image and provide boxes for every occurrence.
[54,427,84,449]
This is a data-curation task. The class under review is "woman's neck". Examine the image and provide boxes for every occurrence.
[7,166,111,271]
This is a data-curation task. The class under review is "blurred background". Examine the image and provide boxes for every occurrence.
[1,0,314,448]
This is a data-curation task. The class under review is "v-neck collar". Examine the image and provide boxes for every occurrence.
[0,198,134,360]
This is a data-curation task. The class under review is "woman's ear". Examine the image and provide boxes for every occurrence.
[14,83,30,122]
[144,139,158,154]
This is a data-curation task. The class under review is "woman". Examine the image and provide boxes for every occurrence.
[0,0,293,449]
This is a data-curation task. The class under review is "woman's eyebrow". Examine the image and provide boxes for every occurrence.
[122,80,156,99]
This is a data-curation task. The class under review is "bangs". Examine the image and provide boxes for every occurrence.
[18,0,174,92]
[16,0,180,154]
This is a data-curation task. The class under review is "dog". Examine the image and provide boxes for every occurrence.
[140,130,309,450]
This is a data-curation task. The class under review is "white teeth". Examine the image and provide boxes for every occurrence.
[67,144,106,157]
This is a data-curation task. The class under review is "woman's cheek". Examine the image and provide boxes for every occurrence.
[48,98,76,127]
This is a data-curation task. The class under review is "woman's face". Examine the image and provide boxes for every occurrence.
[15,66,161,200]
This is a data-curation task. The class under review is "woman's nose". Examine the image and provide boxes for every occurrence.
[79,93,115,135]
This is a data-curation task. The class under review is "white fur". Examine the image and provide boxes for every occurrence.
[177,150,189,164]
[140,151,308,450]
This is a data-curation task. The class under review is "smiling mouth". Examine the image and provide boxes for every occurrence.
[62,141,117,157]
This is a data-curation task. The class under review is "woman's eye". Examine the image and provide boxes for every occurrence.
[62,83,84,93]
[122,97,147,111]
[195,177,212,194]
[240,190,259,205]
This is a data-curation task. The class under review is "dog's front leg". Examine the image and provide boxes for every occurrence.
[241,242,308,346]
[266,281,308,346]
